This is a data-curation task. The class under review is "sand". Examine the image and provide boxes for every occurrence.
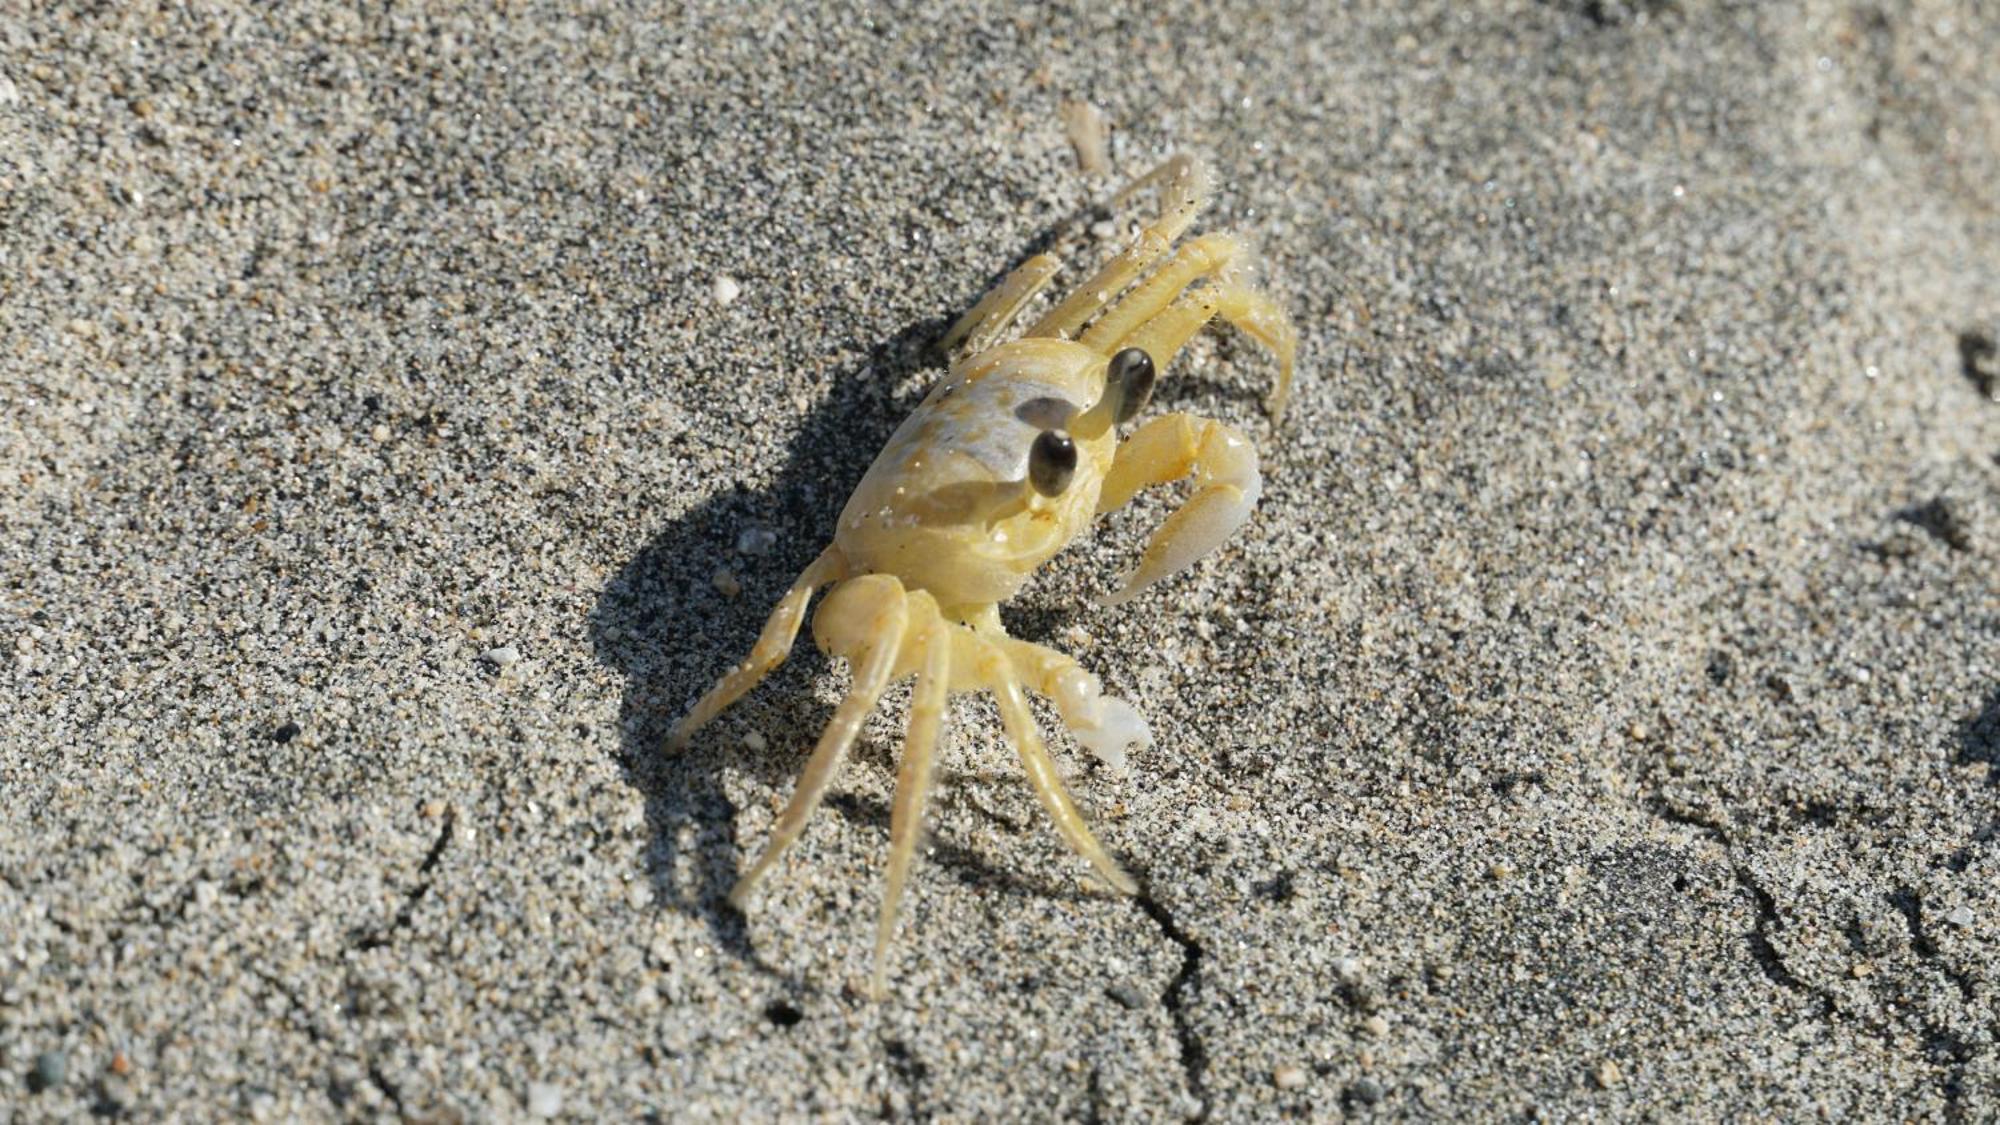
[3,1,1996,1119]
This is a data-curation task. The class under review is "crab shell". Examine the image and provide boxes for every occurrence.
[835,338,1115,611]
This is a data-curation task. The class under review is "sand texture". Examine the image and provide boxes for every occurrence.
[3,1,1997,1120]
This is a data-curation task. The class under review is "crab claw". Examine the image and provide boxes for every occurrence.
[1049,665,1154,774]
[1097,414,1261,607]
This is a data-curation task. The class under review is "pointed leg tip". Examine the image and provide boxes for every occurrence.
[665,718,698,753]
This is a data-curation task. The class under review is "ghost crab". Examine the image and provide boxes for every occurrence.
[669,155,1296,992]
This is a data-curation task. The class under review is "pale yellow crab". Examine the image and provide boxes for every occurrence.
[668,155,1296,992]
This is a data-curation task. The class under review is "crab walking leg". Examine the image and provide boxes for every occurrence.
[1025,155,1212,340]
[940,253,1063,355]
[668,546,848,751]
[1097,412,1262,607]
[1075,232,1244,356]
[728,577,909,908]
[871,596,952,997]
[985,640,1139,895]
[1117,283,1299,422]
[1114,153,1211,210]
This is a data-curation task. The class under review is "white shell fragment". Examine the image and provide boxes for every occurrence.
[1061,99,1111,175]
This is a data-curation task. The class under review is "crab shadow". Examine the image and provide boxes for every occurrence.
[1960,687,1999,787]
[587,312,1102,984]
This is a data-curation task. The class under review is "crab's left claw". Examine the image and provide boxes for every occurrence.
[1095,413,1261,607]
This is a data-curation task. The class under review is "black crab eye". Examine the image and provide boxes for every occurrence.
[1108,347,1156,424]
[1028,429,1077,497]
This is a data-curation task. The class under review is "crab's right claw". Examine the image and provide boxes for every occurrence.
[1097,415,1261,607]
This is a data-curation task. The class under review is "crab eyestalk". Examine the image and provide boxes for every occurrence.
[1074,347,1157,438]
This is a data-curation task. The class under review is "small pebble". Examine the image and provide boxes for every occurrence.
[735,527,776,556]
[30,1050,66,1092]
[527,1081,565,1117]
[481,645,521,668]
[711,274,742,305]
[1489,862,1513,880]
[1362,1014,1389,1039]
[1594,1059,1622,1089]
[1274,1064,1308,1090]
[711,568,742,598]
[1346,1078,1383,1105]
[1946,905,1975,927]
[109,1051,132,1077]
[742,730,768,753]
[370,423,391,443]
[1106,983,1147,1009]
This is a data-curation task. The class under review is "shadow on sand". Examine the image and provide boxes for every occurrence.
[1959,688,1998,787]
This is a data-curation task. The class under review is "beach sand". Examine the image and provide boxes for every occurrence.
[3,2,1996,1118]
